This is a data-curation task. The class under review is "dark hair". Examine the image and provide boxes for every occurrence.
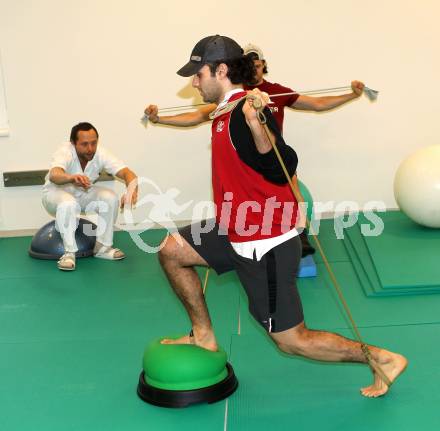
[246,52,268,74]
[70,122,99,143]
[208,55,256,85]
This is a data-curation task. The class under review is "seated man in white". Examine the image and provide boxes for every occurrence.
[42,122,138,271]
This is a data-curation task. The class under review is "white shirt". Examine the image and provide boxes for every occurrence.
[43,142,126,198]
[220,88,299,261]
[217,88,245,110]
[231,228,299,261]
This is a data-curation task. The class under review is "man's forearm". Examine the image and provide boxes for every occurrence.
[247,118,273,154]
[49,168,72,185]
[117,168,137,187]
[293,92,359,112]
[155,113,202,127]
[315,92,359,111]
[156,106,214,127]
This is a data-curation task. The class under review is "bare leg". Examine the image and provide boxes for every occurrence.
[158,233,218,351]
[270,322,408,398]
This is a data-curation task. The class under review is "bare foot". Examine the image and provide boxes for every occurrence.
[361,352,408,398]
[161,333,218,352]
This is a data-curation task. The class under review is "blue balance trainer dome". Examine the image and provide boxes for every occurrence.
[29,219,97,260]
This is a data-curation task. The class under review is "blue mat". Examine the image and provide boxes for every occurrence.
[298,254,317,278]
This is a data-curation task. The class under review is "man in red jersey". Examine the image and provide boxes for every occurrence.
[156,35,407,398]
[242,43,364,131]
[145,43,364,257]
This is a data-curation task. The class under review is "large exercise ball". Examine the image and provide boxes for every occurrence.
[394,145,440,228]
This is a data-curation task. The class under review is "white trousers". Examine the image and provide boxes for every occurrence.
[42,186,119,253]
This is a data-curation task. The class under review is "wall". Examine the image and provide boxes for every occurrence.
[0,0,439,231]
[0,50,7,136]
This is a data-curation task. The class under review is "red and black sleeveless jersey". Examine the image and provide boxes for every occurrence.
[211,91,299,242]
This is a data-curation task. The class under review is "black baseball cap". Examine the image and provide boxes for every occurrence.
[177,35,243,77]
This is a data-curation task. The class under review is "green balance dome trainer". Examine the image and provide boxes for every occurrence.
[137,337,238,407]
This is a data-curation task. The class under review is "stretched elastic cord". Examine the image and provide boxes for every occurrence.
[249,95,391,387]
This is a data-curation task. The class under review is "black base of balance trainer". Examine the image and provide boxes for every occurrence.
[137,362,238,408]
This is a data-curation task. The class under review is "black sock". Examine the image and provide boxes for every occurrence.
[299,229,315,257]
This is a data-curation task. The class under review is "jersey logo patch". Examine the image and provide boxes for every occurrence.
[216,121,225,132]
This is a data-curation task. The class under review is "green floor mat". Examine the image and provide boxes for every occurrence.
[0,266,239,348]
[0,338,228,431]
[359,211,440,288]
[310,235,349,264]
[309,218,350,264]
[0,273,187,343]
[0,234,237,430]
[2,225,440,430]
[227,324,439,431]
[0,230,166,280]
[311,218,345,239]
[0,236,53,279]
[344,225,381,296]
[344,225,440,297]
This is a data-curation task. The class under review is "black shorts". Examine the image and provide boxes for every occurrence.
[179,220,304,333]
